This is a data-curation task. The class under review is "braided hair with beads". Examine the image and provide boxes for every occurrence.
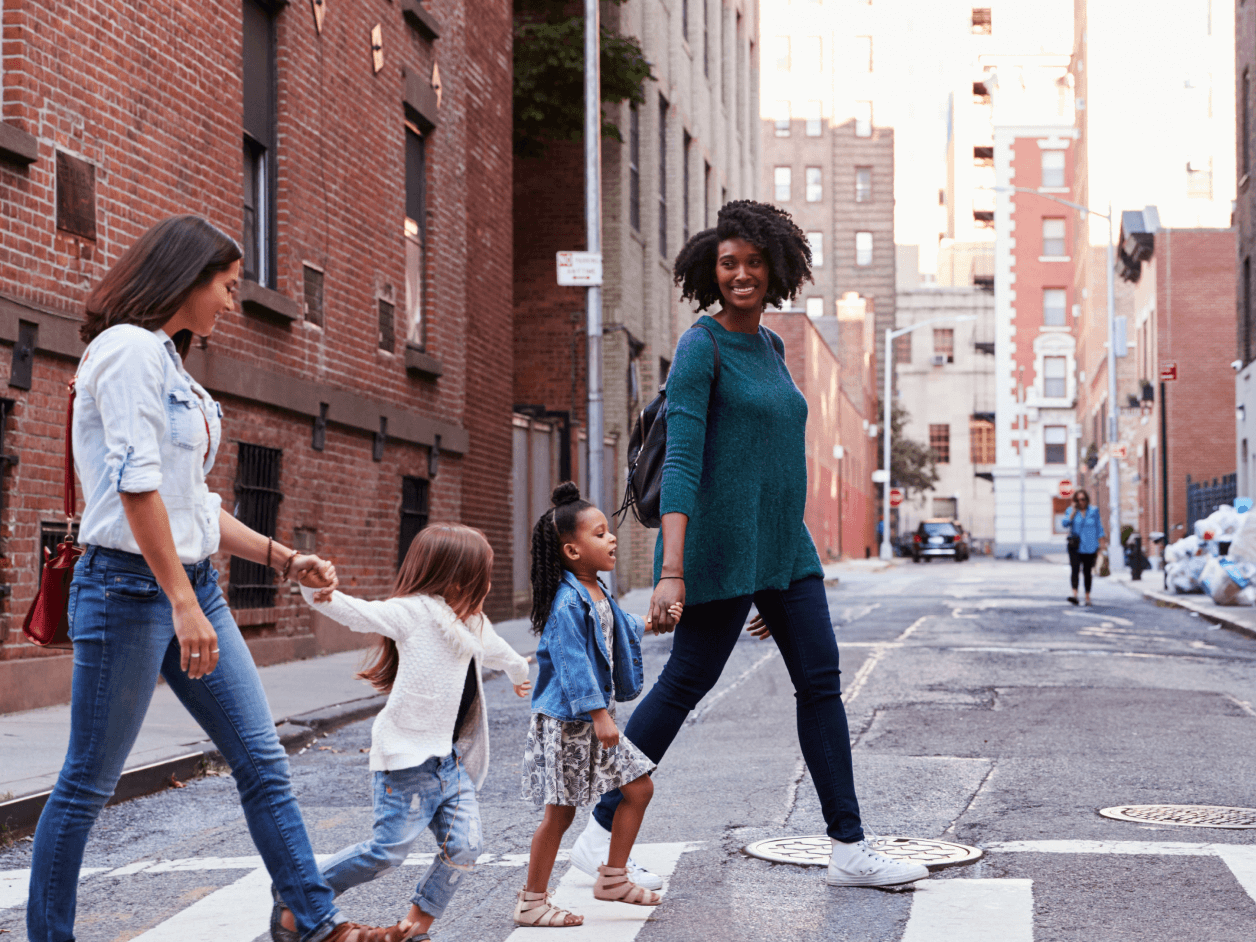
[529,481,593,636]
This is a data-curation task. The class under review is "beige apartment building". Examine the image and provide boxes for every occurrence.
[758,0,895,391]
[512,0,762,602]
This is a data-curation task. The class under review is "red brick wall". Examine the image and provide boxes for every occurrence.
[0,0,514,711]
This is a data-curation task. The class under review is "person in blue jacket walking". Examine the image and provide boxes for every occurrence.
[1063,488,1106,605]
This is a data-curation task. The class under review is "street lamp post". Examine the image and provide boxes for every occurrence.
[880,314,978,560]
[992,187,1121,571]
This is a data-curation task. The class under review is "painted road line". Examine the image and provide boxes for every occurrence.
[0,868,108,911]
[987,840,1216,856]
[1213,845,1256,903]
[505,841,698,941]
[900,879,1033,942]
[127,866,272,942]
[842,615,927,705]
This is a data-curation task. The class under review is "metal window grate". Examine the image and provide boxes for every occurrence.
[398,476,430,569]
[229,443,283,608]
[303,265,324,327]
[929,424,951,464]
[1186,474,1237,536]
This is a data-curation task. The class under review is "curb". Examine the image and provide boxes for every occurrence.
[0,694,387,839]
[1122,579,1256,641]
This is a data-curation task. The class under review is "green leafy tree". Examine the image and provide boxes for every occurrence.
[876,401,940,496]
[514,0,655,157]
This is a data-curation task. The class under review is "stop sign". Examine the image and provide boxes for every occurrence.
[1059,479,1074,498]
[889,487,904,508]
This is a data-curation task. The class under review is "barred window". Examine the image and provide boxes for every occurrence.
[303,264,324,327]
[399,476,430,569]
[379,299,395,352]
[969,418,996,464]
[893,332,912,365]
[229,443,283,609]
[929,424,951,464]
[933,328,954,362]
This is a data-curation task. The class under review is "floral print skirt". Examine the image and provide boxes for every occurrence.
[521,701,656,807]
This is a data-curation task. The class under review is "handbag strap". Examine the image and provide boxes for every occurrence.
[63,379,76,521]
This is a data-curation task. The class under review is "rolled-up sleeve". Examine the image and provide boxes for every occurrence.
[88,335,167,493]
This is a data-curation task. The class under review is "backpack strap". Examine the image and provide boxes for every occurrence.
[693,322,720,389]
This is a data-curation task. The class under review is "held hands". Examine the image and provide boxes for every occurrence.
[646,579,686,635]
[291,554,338,602]
[590,708,620,750]
[514,680,533,698]
[173,601,219,679]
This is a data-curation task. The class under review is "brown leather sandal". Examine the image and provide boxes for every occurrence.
[513,889,584,927]
[593,864,662,906]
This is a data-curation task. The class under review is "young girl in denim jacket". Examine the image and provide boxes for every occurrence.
[514,483,681,928]
[274,524,531,942]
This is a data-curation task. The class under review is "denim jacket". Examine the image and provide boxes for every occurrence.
[74,325,223,563]
[531,571,646,722]
[1063,505,1105,554]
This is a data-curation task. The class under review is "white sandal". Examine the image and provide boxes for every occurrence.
[513,889,584,927]
[593,864,662,906]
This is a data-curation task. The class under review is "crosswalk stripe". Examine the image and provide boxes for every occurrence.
[504,842,697,941]
[126,866,272,942]
[900,879,1034,942]
[0,868,108,911]
[1210,845,1256,905]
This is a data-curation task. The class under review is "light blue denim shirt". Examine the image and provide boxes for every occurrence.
[74,325,223,563]
[1063,505,1105,554]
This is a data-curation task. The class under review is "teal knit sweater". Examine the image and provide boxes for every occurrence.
[655,315,823,604]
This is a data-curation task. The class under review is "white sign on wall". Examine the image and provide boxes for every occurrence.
[556,252,603,286]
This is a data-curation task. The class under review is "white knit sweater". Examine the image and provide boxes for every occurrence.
[300,586,530,788]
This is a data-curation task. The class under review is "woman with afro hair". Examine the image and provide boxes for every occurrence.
[567,200,930,890]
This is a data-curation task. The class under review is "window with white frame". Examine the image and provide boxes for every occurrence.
[854,101,872,137]
[804,100,822,137]
[1043,355,1067,398]
[855,231,872,266]
[806,297,825,318]
[1041,149,1065,187]
[1041,217,1066,257]
[805,167,822,202]
[1042,288,1066,326]
[1044,425,1067,464]
[774,100,791,137]
[855,166,872,202]
[807,232,823,267]
[774,166,791,201]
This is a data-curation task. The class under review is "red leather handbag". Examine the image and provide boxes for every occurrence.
[22,380,83,648]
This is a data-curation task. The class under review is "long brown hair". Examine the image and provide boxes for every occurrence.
[81,215,241,358]
[357,523,495,692]
[1073,488,1091,508]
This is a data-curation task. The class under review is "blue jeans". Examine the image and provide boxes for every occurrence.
[319,751,481,919]
[592,576,864,842]
[27,546,343,942]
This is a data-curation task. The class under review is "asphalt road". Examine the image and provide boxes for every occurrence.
[4,559,1256,941]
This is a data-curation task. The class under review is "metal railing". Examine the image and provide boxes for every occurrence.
[1185,473,1237,536]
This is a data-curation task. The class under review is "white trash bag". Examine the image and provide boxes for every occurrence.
[1201,557,1256,606]
[1229,511,1256,563]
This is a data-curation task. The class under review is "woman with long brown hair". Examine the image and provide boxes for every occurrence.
[279,524,531,942]
[27,216,382,942]
[1064,487,1106,605]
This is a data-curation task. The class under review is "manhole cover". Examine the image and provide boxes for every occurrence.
[1099,805,1256,829]
[743,836,982,870]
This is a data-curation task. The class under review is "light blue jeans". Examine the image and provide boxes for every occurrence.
[320,751,481,919]
[27,546,344,942]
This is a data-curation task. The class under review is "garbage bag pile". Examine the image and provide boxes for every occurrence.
[1165,504,1256,603]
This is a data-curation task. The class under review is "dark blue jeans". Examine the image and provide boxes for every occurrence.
[27,546,343,942]
[592,575,864,843]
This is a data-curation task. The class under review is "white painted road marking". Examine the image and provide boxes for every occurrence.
[127,866,272,942]
[0,867,107,911]
[900,879,1034,942]
[505,842,696,941]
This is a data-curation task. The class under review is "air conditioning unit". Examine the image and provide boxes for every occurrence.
[931,354,947,367]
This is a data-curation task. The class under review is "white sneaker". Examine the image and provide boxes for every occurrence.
[824,839,930,887]
[569,815,665,890]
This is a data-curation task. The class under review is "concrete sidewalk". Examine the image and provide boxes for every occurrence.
[0,592,659,836]
[1113,570,1256,640]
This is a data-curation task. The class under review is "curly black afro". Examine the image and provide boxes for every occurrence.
[672,200,813,311]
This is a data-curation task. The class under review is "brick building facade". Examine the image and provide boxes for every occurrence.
[0,0,515,713]
[1236,0,1256,499]
[511,0,761,607]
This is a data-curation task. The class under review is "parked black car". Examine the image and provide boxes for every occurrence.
[911,519,969,562]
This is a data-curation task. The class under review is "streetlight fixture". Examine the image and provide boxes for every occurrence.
[880,314,978,560]
[991,186,1120,570]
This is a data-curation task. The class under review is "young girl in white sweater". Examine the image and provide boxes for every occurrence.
[273,524,531,942]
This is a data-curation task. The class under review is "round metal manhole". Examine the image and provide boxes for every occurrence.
[743,835,983,870]
[1099,804,1256,829]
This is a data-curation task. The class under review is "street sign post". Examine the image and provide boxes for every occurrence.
[556,251,603,286]
[1112,444,1127,460]
[1159,361,1178,382]
[889,487,904,508]
[1058,479,1073,499]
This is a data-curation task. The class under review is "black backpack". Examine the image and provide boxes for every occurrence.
[614,324,720,528]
